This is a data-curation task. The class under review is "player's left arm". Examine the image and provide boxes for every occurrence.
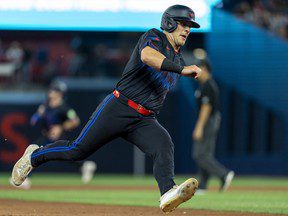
[48,109,80,140]
[141,46,166,71]
[63,109,80,131]
[141,46,201,77]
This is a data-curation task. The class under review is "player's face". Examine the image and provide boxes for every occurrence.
[172,21,191,47]
[48,90,63,107]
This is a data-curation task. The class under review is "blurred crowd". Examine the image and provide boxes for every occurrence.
[0,34,134,89]
[223,0,288,40]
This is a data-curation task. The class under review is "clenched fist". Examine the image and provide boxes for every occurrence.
[181,65,202,78]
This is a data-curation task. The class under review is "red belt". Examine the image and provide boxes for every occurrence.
[113,90,154,116]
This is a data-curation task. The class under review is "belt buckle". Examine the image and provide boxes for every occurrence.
[114,90,120,98]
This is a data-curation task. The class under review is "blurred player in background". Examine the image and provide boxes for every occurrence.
[12,5,201,212]
[11,81,96,189]
[30,81,80,145]
[192,50,234,194]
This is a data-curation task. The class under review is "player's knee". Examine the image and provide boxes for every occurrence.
[154,143,173,160]
[69,148,87,161]
[68,143,88,161]
[154,142,174,163]
[158,135,174,150]
[193,153,210,166]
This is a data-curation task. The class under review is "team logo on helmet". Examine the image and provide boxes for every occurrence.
[188,13,195,19]
[161,5,200,32]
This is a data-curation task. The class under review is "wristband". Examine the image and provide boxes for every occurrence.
[160,58,184,74]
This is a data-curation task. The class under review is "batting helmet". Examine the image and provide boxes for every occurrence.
[49,80,67,94]
[161,5,200,33]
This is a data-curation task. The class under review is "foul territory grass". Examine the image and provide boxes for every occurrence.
[0,173,287,214]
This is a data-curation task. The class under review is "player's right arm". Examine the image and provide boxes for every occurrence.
[30,104,46,125]
[193,103,212,141]
[140,42,201,78]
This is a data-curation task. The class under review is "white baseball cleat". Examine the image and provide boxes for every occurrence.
[160,178,198,213]
[11,144,39,186]
[9,177,31,190]
[81,161,97,184]
[221,171,235,192]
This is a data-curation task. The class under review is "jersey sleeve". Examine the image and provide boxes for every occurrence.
[61,106,78,121]
[200,85,213,105]
[66,109,78,120]
[139,30,163,54]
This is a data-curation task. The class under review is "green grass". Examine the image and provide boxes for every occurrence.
[0,173,288,215]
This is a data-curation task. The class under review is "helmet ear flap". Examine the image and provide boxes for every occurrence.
[161,13,178,33]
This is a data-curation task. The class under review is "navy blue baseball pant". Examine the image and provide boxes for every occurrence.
[31,92,176,195]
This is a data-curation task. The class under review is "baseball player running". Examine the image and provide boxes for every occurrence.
[12,5,202,212]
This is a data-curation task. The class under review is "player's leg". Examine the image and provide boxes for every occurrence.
[208,114,234,191]
[124,117,175,194]
[192,138,214,190]
[31,94,119,165]
[81,160,97,184]
[193,114,229,182]
[9,136,50,189]
[12,94,121,186]
[124,117,198,212]
[198,167,210,191]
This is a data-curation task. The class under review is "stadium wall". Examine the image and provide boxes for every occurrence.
[203,9,288,175]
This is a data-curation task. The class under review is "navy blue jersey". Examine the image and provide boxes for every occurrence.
[42,103,77,131]
[116,28,185,113]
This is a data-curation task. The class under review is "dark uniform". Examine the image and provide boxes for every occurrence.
[30,28,185,195]
[31,103,78,144]
[193,78,229,190]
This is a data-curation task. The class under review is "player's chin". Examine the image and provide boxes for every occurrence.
[179,41,186,46]
[179,39,186,46]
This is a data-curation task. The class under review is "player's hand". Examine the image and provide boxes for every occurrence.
[181,65,202,78]
[38,105,45,116]
[193,127,203,141]
[48,125,63,141]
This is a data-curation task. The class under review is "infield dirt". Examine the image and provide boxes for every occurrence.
[1,184,285,216]
[0,199,280,216]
